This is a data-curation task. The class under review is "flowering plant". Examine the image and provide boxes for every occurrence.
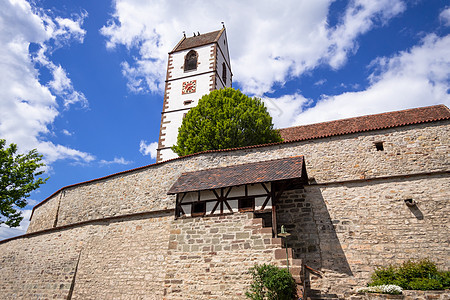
[356,284,403,295]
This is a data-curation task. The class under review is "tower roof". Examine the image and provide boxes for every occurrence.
[170,28,224,53]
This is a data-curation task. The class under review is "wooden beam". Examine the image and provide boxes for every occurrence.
[225,186,232,198]
[175,194,180,219]
[224,199,233,213]
[212,189,221,200]
[211,200,220,215]
[271,185,277,237]
[272,182,287,237]
[261,182,270,194]
[260,195,271,210]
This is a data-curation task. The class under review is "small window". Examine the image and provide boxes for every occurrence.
[222,62,227,84]
[184,100,193,105]
[239,198,255,212]
[374,142,384,151]
[184,50,197,71]
[191,202,206,217]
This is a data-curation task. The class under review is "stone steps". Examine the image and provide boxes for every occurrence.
[250,213,306,299]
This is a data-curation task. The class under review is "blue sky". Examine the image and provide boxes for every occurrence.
[1,0,449,239]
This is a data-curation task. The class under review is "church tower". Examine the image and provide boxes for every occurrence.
[156,27,232,162]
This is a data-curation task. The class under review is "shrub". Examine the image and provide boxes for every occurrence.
[369,259,450,290]
[408,278,443,290]
[245,264,297,300]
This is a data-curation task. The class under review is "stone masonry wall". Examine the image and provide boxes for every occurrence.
[276,174,450,298]
[164,213,296,299]
[0,212,173,300]
[5,120,448,298]
[27,190,61,233]
[71,212,173,300]
[0,225,86,299]
[29,121,449,233]
[0,211,292,300]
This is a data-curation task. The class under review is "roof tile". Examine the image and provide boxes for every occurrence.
[171,29,223,53]
[168,156,306,194]
[279,105,450,142]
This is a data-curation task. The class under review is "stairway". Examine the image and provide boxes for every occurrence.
[253,214,306,299]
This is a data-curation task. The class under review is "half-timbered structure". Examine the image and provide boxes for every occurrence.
[169,156,308,235]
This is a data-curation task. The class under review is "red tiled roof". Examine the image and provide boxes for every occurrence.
[171,29,223,53]
[167,156,306,194]
[279,105,450,142]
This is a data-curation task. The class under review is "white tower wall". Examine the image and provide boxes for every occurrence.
[157,28,232,162]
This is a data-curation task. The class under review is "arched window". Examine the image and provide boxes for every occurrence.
[184,50,198,71]
[222,62,227,84]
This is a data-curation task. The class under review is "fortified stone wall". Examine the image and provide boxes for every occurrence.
[0,211,289,299]
[2,120,448,299]
[276,174,450,297]
[28,121,449,233]
[0,212,174,299]
[0,225,85,299]
[27,190,61,233]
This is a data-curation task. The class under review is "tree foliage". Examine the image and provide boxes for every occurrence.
[0,139,48,227]
[172,88,282,156]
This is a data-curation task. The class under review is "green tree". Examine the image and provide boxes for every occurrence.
[0,139,48,227]
[172,88,282,156]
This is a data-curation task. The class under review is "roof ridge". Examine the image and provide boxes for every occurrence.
[170,28,223,53]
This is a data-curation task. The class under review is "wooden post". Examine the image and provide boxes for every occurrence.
[175,194,179,219]
[271,185,277,237]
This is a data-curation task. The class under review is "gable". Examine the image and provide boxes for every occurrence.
[171,29,223,53]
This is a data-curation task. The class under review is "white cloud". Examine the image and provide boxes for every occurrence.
[0,0,92,164]
[326,0,405,69]
[262,93,311,129]
[139,140,158,159]
[47,64,88,109]
[440,7,450,27]
[101,0,405,95]
[54,15,87,43]
[314,79,327,86]
[62,129,73,136]
[285,33,450,126]
[0,209,32,240]
[99,157,133,166]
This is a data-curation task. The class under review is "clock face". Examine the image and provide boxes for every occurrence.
[182,80,196,94]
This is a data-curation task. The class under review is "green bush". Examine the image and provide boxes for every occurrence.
[408,278,443,290]
[439,271,450,287]
[245,264,297,300]
[369,259,450,290]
